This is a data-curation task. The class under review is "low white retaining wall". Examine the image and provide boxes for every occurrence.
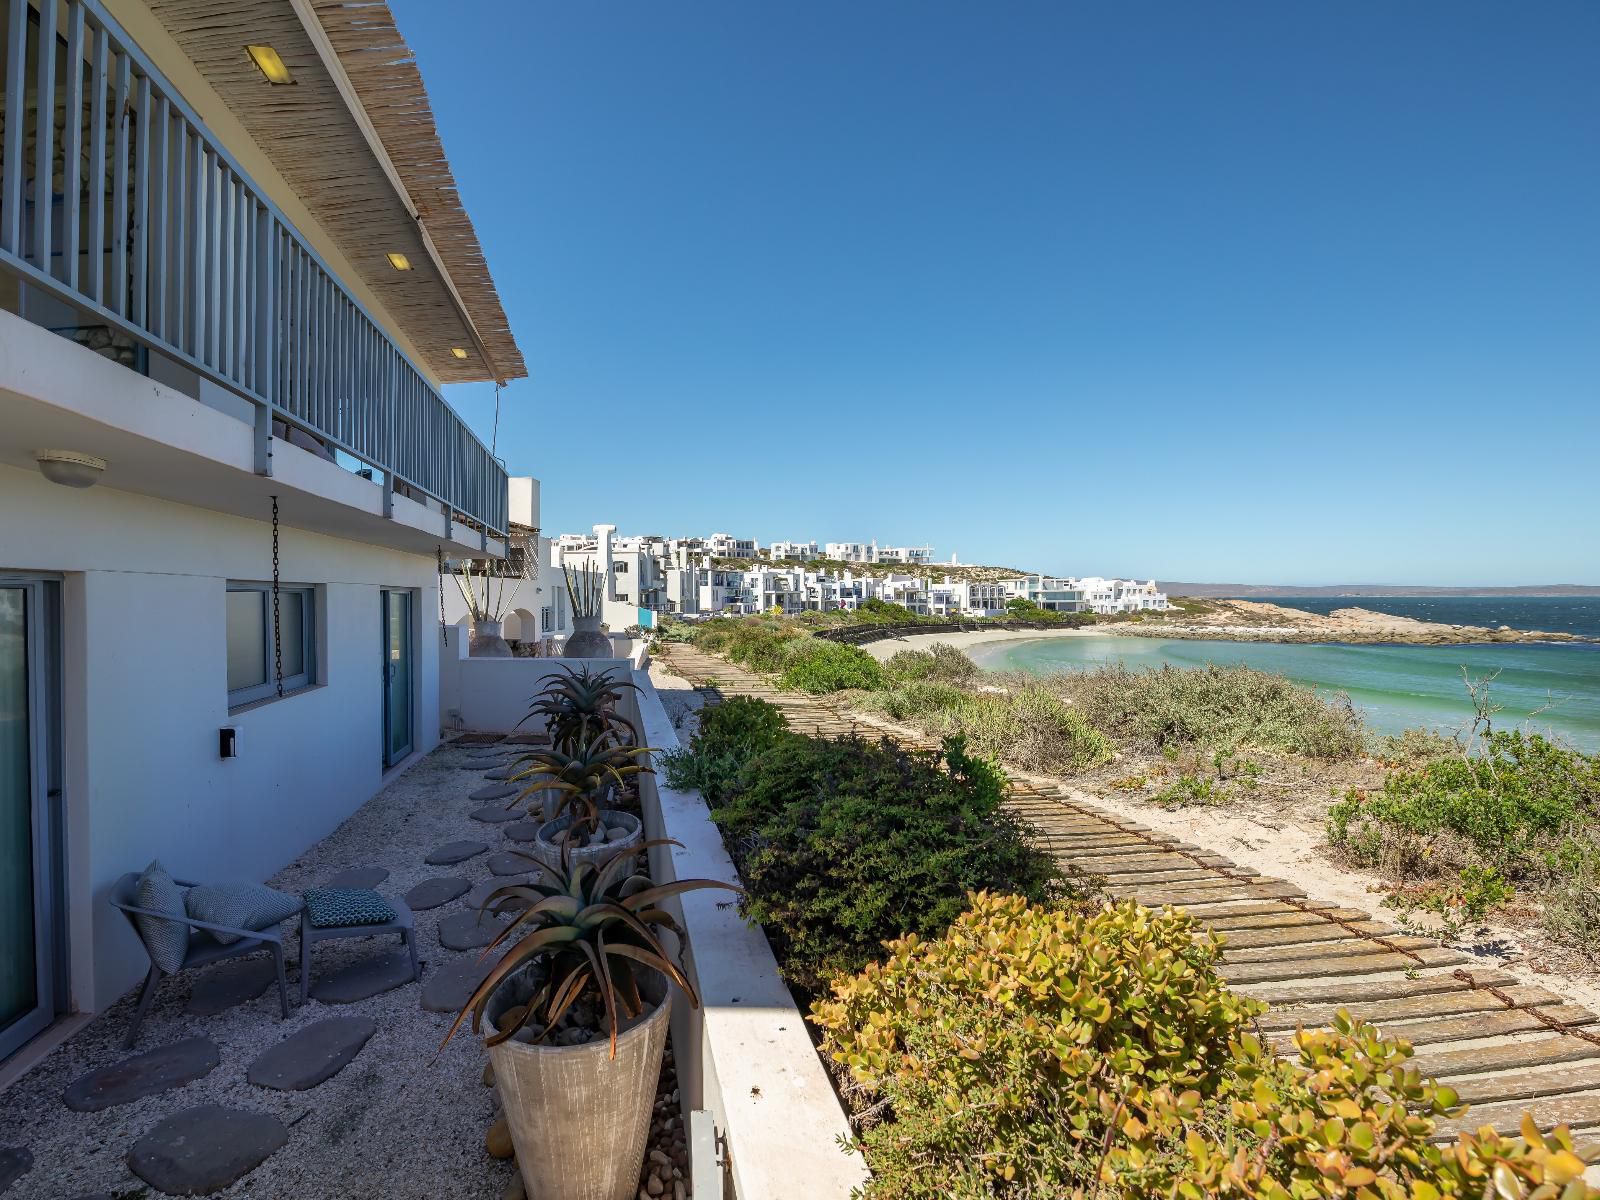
[628,669,868,1199]
[436,630,638,733]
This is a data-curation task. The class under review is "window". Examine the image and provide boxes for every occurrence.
[613,562,629,574]
[540,606,554,633]
[227,583,315,706]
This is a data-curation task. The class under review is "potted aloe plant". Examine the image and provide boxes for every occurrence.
[442,846,736,1200]
[562,565,613,658]
[525,664,640,755]
[511,732,656,873]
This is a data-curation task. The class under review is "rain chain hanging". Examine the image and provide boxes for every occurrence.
[437,546,449,646]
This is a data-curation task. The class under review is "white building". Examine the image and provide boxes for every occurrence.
[1072,577,1170,614]
[927,578,1010,618]
[822,540,934,565]
[767,540,819,561]
[441,478,572,650]
[0,0,525,1068]
[1005,576,1089,612]
[706,533,757,560]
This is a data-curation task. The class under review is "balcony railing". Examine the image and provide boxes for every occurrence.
[0,0,507,537]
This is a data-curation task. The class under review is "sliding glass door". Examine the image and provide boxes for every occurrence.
[1,580,56,1059]
[382,591,413,768]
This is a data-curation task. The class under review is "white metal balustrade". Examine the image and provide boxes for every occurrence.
[0,0,507,538]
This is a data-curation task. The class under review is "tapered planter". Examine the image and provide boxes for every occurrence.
[488,972,670,1200]
[471,619,513,658]
[563,616,612,659]
[532,811,643,874]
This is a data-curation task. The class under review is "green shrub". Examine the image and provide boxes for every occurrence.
[1059,663,1366,759]
[662,696,787,802]
[777,640,884,693]
[1372,726,1461,766]
[881,649,936,682]
[704,733,1061,991]
[1328,727,1600,950]
[814,892,1599,1200]
[1154,772,1221,807]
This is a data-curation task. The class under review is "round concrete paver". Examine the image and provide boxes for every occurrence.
[420,957,496,1014]
[247,1017,376,1091]
[470,805,521,824]
[465,876,537,913]
[309,950,418,1004]
[326,866,389,890]
[127,1105,287,1195]
[424,840,488,866]
[404,876,470,910]
[483,766,517,781]
[0,1147,32,1195]
[502,820,541,843]
[185,957,276,1016]
[461,760,504,772]
[63,1037,220,1113]
[437,910,508,951]
[469,783,518,802]
[488,851,539,877]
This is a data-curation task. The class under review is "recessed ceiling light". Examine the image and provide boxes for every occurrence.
[450,347,468,359]
[245,45,292,85]
[386,252,412,271]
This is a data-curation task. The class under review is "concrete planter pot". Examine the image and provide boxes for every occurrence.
[532,810,643,875]
[488,971,670,1200]
[471,619,513,658]
[563,615,612,659]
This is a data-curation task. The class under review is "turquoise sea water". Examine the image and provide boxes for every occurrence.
[968,635,1600,752]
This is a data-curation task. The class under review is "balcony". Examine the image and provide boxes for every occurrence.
[0,0,507,537]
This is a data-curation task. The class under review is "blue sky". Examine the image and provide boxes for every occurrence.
[392,1,1599,586]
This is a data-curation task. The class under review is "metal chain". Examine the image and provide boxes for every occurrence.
[1452,969,1600,1047]
[272,496,283,697]
[437,546,449,646]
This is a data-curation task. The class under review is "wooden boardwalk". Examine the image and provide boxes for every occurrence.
[660,645,1600,1142]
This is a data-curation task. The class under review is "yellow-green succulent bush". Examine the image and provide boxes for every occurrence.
[812,892,1597,1200]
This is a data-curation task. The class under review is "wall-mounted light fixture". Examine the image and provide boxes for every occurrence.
[35,449,107,488]
[245,45,293,85]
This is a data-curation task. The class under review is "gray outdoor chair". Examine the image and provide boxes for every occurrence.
[110,872,291,1050]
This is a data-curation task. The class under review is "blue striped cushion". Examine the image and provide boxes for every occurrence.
[186,882,303,945]
[134,860,191,973]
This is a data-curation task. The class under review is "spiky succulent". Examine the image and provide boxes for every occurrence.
[510,731,656,842]
[523,664,641,755]
[441,842,738,1057]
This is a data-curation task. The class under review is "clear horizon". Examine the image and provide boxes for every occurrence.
[393,1,1600,587]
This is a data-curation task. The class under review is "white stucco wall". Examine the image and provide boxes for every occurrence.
[1,463,442,1013]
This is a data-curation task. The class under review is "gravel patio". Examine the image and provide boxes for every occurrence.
[0,738,604,1199]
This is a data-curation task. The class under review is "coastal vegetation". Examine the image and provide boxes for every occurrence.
[664,695,1598,1199]
[668,614,1600,959]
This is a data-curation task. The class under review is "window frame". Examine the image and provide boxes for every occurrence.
[226,582,316,708]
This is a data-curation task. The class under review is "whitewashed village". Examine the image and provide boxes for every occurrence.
[449,493,1167,652]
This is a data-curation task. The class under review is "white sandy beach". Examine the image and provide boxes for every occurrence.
[861,626,1100,661]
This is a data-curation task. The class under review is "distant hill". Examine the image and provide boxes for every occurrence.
[1160,582,1600,598]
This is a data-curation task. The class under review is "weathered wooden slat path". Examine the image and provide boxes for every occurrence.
[660,645,1600,1142]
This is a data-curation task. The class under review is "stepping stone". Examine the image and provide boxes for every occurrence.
[247,1017,376,1091]
[425,840,488,866]
[404,876,470,910]
[484,766,524,781]
[310,950,417,1004]
[186,957,276,1016]
[0,1147,32,1195]
[470,783,518,802]
[466,876,537,913]
[462,760,504,772]
[489,850,539,876]
[438,909,509,951]
[326,866,389,890]
[470,805,521,824]
[502,820,541,843]
[127,1105,287,1195]
[420,957,496,1014]
[63,1037,220,1112]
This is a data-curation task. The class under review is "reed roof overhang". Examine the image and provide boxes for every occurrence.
[143,0,526,385]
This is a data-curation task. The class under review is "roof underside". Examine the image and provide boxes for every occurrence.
[143,0,526,384]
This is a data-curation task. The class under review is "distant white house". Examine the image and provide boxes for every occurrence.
[768,540,820,560]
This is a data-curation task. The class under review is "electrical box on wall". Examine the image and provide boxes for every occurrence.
[219,727,240,759]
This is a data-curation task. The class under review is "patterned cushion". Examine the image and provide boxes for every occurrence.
[185,882,303,945]
[303,888,397,929]
[133,860,191,974]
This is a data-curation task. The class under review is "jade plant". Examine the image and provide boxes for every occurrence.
[441,842,737,1056]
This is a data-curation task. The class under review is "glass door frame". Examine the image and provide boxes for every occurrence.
[0,576,60,1060]
[381,589,414,769]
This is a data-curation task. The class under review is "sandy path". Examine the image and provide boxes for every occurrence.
[861,627,1097,661]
